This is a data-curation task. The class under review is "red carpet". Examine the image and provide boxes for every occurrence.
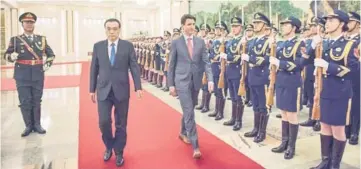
[1,75,80,91]
[78,62,264,169]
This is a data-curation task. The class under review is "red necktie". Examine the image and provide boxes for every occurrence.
[187,38,193,58]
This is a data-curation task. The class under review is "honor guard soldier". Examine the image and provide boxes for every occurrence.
[155,36,163,87]
[346,11,360,145]
[196,23,212,113]
[158,31,171,88]
[208,21,228,120]
[222,16,244,131]
[161,28,180,92]
[4,12,55,137]
[241,13,270,143]
[299,16,322,131]
[310,10,360,169]
[172,28,181,39]
[270,16,305,160]
[194,25,200,37]
[244,24,255,107]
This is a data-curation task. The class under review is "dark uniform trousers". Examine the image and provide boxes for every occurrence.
[243,36,270,143]
[98,87,129,152]
[16,79,44,129]
[208,39,226,119]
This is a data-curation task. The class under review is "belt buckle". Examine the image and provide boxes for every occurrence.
[31,60,35,65]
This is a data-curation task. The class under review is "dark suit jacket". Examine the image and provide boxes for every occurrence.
[89,39,142,101]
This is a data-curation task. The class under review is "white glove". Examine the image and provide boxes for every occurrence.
[313,68,317,76]
[43,62,51,71]
[241,54,249,61]
[240,36,247,44]
[314,58,329,69]
[10,52,18,61]
[311,35,322,49]
[269,57,280,67]
[220,52,227,59]
[166,50,170,54]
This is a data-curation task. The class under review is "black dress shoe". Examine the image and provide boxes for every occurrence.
[116,155,124,167]
[33,125,46,134]
[103,149,113,161]
[21,127,33,137]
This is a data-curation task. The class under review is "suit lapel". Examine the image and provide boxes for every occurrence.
[104,40,111,67]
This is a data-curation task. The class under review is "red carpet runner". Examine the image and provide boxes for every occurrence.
[1,75,80,91]
[78,62,264,169]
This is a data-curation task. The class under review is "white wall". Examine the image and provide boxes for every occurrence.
[3,1,189,57]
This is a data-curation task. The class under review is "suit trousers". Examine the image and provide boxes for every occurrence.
[97,88,129,152]
[177,78,200,150]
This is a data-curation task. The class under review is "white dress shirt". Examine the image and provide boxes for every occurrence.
[108,38,119,59]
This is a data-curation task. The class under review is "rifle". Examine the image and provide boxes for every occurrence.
[144,44,149,70]
[150,44,155,71]
[238,41,247,96]
[164,42,171,72]
[217,41,226,88]
[312,42,323,120]
[266,40,277,109]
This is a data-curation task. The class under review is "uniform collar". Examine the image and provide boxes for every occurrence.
[350,33,360,39]
[329,34,343,41]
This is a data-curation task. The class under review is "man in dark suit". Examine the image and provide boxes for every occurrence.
[89,18,142,167]
[168,14,213,159]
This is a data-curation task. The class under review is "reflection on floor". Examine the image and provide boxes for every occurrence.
[0,57,359,169]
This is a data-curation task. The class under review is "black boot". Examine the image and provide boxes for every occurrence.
[349,117,360,145]
[144,70,148,80]
[310,134,333,169]
[244,112,261,137]
[254,113,269,143]
[215,98,225,120]
[330,138,346,169]
[196,91,206,110]
[157,75,164,88]
[33,105,46,134]
[152,73,158,85]
[201,92,211,113]
[20,105,33,137]
[148,71,153,82]
[223,101,236,126]
[208,97,218,117]
[233,101,244,131]
[313,121,321,132]
[300,106,315,127]
[272,121,289,153]
[284,123,299,159]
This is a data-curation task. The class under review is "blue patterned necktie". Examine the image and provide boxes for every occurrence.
[110,43,115,66]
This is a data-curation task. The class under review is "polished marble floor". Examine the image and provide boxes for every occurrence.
[1,56,360,169]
